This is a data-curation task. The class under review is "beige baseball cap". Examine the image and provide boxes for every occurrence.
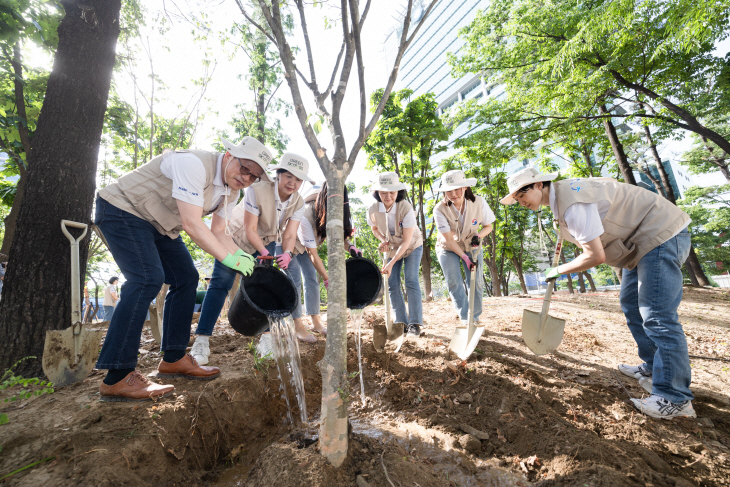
[437,169,477,192]
[500,167,558,205]
[269,152,314,182]
[221,136,274,182]
[371,171,407,192]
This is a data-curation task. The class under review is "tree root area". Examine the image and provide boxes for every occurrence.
[0,286,728,486]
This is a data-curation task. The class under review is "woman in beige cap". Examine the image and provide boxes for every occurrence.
[433,169,495,324]
[501,167,694,420]
[368,172,424,337]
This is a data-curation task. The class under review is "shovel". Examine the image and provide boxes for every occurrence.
[522,232,566,355]
[449,242,485,360]
[373,251,404,353]
[42,220,104,387]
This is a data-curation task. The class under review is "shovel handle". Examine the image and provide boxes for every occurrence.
[382,252,392,327]
[61,220,88,244]
[538,233,564,343]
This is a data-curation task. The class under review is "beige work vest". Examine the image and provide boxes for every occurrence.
[99,150,225,239]
[230,181,304,254]
[434,196,486,254]
[368,201,423,259]
[553,178,690,270]
[293,202,320,255]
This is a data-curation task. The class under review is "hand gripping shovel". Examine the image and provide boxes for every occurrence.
[449,243,485,360]
[522,232,566,355]
[42,220,104,387]
[373,252,404,353]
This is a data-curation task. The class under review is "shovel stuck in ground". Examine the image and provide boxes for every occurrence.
[522,232,566,356]
[373,252,404,353]
[448,241,485,360]
[42,220,104,387]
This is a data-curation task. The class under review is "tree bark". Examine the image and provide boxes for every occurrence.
[684,246,710,287]
[421,243,433,301]
[599,104,636,185]
[0,0,122,376]
[583,272,597,292]
[700,136,730,182]
[639,164,666,198]
[511,257,528,294]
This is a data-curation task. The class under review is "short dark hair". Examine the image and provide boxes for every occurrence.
[276,168,290,177]
[109,277,119,284]
[372,189,407,203]
[443,187,476,206]
[516,181,550,195]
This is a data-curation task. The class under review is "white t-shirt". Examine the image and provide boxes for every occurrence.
[298,215,319,249]
[368,202,416,236]
[159,152,239,218]
[549,185,609,244]
[243,181,305,227]
[434,198,496,234]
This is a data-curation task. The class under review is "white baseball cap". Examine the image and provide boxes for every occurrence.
[437,169,477,192]
[221,136,274,182]
[269,152,314,182]
[500,167,559,205]
[371,171,406,192]
[304,180,325,203]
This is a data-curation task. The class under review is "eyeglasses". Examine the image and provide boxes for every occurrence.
[237,159,263,183]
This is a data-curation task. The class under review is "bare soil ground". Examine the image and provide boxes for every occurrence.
[1,286,728,486]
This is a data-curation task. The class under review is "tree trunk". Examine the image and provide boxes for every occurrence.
[0,0,122,376]
[644,126,675,201]
[318,173,348,467]
[421,243,433,301]
[640,164,666,198]
[684,246,710,286]
[511,257,528,294]
[701,136,730,181]
[583,272,597,292]
[599,104,636,185]
[559,250,574,293]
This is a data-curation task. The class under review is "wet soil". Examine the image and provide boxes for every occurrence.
[1,286,728,486]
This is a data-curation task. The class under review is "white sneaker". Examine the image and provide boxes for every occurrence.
[618,363,652,380]
[190,337,210,365]
[631,394,697,419]
[256,333,273,358]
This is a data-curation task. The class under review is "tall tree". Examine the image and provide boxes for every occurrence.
[364,88,451,299]
[240,0,437,465]
[0,0,122,375]
[0,0,62,260]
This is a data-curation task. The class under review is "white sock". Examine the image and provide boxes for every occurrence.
[196,335,209,344]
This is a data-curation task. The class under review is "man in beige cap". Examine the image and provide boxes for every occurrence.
[501,167,694,419]
[94,137,272,401]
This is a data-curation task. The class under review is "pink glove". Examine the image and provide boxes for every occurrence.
[349,245,363,257]
[324,279,329,289]
[276,252,292,269]
[257,248,270,260]
[461,254,475,271]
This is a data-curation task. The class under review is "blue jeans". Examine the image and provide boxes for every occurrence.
[276,244,303,319]
[94,196,199,369]
[437,248,484,322]
[195,241,276,336]
[386,245,423,325]
[620,228,692,403]
[103,305,115,322]
[294,252,320,316]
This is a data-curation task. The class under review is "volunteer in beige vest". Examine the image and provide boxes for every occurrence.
[502,168,695,420]
[102,276,119,322]
[93,136,271,402]
[293,182,362,336]
[368,172,424,337]
[196,152,315,359]
[433,170,495,324]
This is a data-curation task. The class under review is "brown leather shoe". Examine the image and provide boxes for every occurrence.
[157,354,220,381]
[99,371,175,402]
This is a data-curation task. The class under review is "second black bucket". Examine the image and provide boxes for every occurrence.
[346,256,382,309]
[228,264,298,336]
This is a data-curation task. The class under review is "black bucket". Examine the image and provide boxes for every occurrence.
[346,256,383,309]
[228,264,298,336]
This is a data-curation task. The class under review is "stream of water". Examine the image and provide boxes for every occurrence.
[268,315,308,428]
[350,308,367,402]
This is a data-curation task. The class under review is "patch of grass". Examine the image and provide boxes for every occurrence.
[246,341,272,373]
[0,357,54,404]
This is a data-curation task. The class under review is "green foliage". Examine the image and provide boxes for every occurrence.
[679,118,730,177]
[246,340,272,372]
[679,185,730,273]
[0,357,54,404]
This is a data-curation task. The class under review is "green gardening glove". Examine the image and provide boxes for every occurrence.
[221,250,255,276]
[544,266,561,282]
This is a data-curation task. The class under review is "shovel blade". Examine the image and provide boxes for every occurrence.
[448,325,487,361]
[373,323,386,352]
[42,327,104,387]
[521,309,566,356]
[387,322,404,353]
[372,321,404,353]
